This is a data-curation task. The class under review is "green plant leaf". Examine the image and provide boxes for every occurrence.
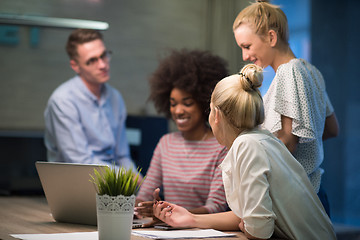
[89,164,145,196]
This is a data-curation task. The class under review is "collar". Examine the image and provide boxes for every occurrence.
[73,75,109,106]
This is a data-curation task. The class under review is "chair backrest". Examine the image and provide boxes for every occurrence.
[0,131,46,194]
[126,115,168,175]
[0,115,168,194]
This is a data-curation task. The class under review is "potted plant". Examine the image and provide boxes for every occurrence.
[90,166,143,240]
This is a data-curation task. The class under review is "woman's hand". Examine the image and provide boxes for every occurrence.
[135,200,154,218]
[135,188,162,217]
[134,188,162,227]
[153,201,195,228]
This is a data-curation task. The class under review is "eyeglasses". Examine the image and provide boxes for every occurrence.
[85,50,112,66]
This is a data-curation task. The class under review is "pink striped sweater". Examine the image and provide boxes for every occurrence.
[137,132,228,213]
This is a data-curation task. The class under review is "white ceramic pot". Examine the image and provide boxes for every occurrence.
[96,194,135,240]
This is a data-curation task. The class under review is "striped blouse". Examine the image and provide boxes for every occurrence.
[137,131,228,213]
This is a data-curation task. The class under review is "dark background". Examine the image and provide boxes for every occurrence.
[0,0,359,230]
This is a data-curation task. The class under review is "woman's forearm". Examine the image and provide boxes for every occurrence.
[189,206,209,214]
[277,115,299,153]
[323,113,339,140]
[193,211,241,231]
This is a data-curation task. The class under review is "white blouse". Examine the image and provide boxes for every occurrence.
[262,58,334,193]
[220,128,336,239]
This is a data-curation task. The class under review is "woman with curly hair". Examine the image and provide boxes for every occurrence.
[135,49,229,226]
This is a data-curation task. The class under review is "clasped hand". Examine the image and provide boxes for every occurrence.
[134,188,162,227]
[135,188,194,229]
[153,200,195,229]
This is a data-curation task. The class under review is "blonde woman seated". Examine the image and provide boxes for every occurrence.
[153,64,336,240]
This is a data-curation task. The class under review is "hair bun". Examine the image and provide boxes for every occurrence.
[238,64,263,92]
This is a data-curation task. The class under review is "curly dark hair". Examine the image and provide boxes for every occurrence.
[149,49,229,120]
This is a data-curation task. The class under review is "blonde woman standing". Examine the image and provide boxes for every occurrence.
[232,0,339,215]
[153,64,336,240]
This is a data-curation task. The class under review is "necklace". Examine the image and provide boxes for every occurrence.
[182,129,209,158]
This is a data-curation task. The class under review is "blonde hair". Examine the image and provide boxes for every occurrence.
[233,1,289,45]
[211,64,264,133]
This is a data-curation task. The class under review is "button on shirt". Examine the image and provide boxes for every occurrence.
[44,75,136,170]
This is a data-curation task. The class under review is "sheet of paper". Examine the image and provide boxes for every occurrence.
[132,229,236,239]
[11,229,236,240]
[10,232,98,240]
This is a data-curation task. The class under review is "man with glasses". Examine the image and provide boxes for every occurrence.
[44,29,137,171]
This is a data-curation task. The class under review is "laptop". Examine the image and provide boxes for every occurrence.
[36,161,150,227]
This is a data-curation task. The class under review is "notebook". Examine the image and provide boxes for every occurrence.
[35,161,149,227]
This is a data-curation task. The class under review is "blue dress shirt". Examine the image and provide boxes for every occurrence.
[44,75,136,170]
